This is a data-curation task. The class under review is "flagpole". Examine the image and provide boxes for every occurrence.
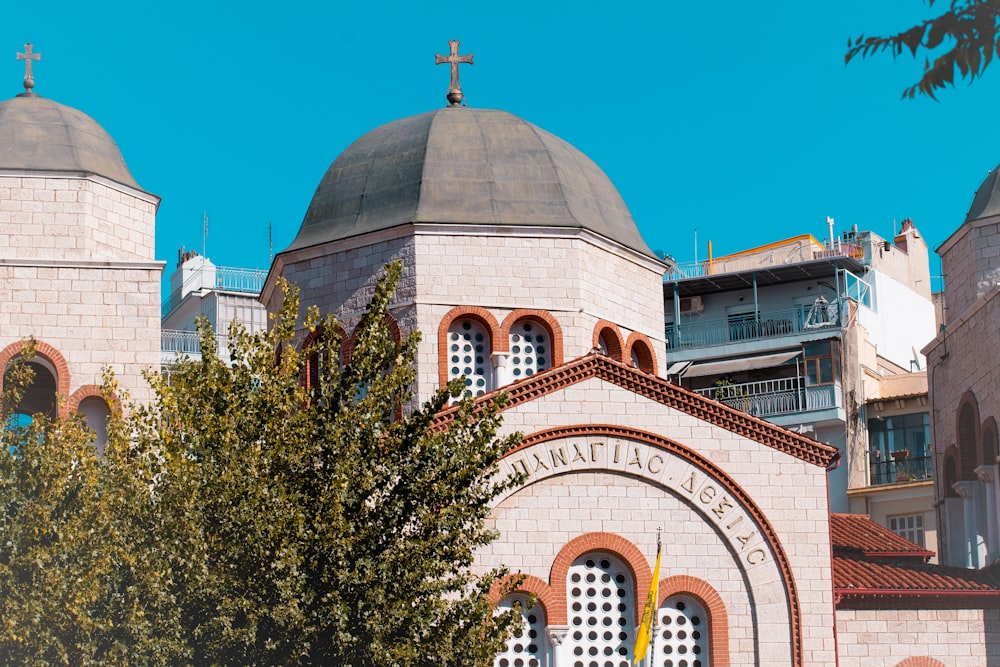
[649,527,661,666]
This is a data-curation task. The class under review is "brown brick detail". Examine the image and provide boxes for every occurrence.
[893,658,948,667]
[548,532,651,626]
[592,320,625,363]
[508,424,803,667]
[0,339,72,418]
[658,575,730,667]
[488,574,557,621]
[957,390,980,479]
[437,306,502,387]
[942,446,960,498]
[500,309,564,367]
[434,354,838,468]
[624,332,658,375]
[67,385,119,413]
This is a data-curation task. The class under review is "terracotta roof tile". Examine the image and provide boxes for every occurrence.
[830,513,934,559]
[834,553,1000,597]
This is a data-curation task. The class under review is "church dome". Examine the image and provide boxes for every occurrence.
[289,107,655,258]
[0,94,140,189]
[964,164,1000,223]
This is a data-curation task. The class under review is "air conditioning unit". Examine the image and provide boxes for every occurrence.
[679,296,704,315]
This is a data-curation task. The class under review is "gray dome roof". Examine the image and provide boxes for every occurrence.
[288,107,654,258]
[0,94,139,189]
[965,165,1000,223]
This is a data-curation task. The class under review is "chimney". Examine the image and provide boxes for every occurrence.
[895,218,915,253]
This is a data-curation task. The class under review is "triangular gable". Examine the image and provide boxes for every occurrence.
[435,352,839,468]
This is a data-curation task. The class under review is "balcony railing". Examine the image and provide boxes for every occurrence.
[869,454,933,486]
[667,303,841,350]
[695,377,841,419]
[667,243,865,279]
[161,329,231,360]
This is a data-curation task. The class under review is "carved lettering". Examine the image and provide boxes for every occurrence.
[628,447,643,468]
[572,444,588,463]
[613,442,621,464]
[746,549,767,565]
[511,459,530,477]
[698,485,717,505]
[647,454,664,474]
[712,497,734,519]
[680,471,697,494]
[726,515,744,531]
[590,441,604,462]
[736,530,757,548]
[532,453,550,472]
[550,446,568,467]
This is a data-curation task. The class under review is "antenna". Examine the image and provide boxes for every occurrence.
[269,220,273,264]
[202,211,208,258]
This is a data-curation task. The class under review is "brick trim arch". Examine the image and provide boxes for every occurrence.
[942,445,960,498]
[504,423,804,667]
[624,332,658,375]
[548,532,651,626]
[301,323,349,389]
[592,320,625,363]
[957,390,981,480]
[438,307,502,387]
[488,574,558,617]
[893,658,948,667]
[0,340,72,417]
[659,575,730,667]
[500,309,564,368]
[68,385,119,412]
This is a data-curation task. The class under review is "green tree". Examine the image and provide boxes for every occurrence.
[1,263,525,665]
[847,0,1000,98]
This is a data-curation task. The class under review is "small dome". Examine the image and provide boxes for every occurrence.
[965,164,1000,223]
[0,94,140,189]
[288,107,654,258]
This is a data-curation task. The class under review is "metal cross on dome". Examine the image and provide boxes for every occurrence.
[434,40,473,107]
[16,42,41,95]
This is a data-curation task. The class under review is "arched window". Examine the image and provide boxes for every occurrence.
[567,553,635,667]
[495,593,548,667]
[983,419,998,466]
[628,339,655,375]
[447,318,493,397]
[656,595,710,667]
[958,397,980,480]
[78,396,111,455]
[3,357,58,426]
[509,320,551,381]
[594,323,624,363]
[944,452,959,498]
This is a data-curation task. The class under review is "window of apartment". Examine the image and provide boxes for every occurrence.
[868,413,931,459]
[802,340,839,385]
[888,513,925,547]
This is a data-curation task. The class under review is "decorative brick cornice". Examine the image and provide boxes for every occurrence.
[0,339,71,418]
[435,353,838,468]
[592,320,625,363]
[658,575,730,667]
[438,306,502,387]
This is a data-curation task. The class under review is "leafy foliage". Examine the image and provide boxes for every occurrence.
[846,0,1000,98]
[1,263,524,666]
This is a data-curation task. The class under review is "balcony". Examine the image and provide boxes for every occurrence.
[694,377,842,419]
[667,303,841,351]
[869,453,933,486]
[161,329,231,364]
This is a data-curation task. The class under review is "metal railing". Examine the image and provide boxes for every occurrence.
[666,304,840,349]
[161,329,231,359]
[695,377,841,418]
[869,454,933,486]
[161,266,268,317]
[667,242,866,280]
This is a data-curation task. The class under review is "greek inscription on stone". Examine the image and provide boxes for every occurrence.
[589,442,604,461]
[551,446,568,467]
[572,444,588,463]
[628,447,643,469]
[646,454,664,474]
[532,453,550,472]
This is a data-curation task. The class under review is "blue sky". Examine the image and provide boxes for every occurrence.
[6,1,997,289]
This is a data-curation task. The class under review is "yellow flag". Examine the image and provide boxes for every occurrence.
[633,540,662,664]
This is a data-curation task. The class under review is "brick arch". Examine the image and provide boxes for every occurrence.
[503,423,804,667]
[982,416,998,465]
[301,323,349,389]
[893,658,948,667]
[592,320,625,362]
[658,575,730,667]
[500,309,564,368]
[0,339,72,417]
[438,307,502,387]
[957,391,981,480]
[624,331,658,375]
[548,532,651,626]
[68,384,119,412]
[489,573,558,620]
